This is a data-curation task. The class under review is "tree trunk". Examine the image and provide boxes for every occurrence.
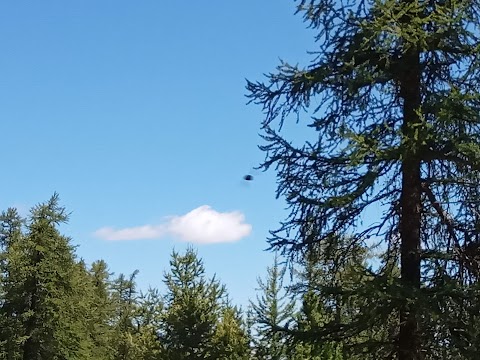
[399,44,422,360]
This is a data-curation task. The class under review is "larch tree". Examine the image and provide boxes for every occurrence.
[247,0,480,358]
[289,237,382,359]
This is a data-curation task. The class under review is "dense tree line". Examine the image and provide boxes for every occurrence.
[0,195,250,359]
[1,195,366,359]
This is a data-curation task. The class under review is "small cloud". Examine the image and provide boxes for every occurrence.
[94,225,166,241]
[167,205,252,244]
[94,205,252,244]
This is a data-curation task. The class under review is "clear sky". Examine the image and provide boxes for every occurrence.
[0,1,315,308]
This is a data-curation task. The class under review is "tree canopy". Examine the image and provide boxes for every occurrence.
[247,0,480,358]
[3,0,480,358]
[0,199,251,360]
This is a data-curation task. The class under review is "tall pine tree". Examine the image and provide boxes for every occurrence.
[160,248,249,359]
[0,208,24,360]
[249,254,295,360]
[0,194,95,359]
[247,0,480,358]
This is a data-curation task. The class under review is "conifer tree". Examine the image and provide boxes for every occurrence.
[133,288,163,360]
[212,305,250,359]
[0,195,94,359]
[86,260,116,359]
[110,270,147,360]
[247,0,480,358]
[249,254,295,359]
[0,208,24,360]
[289,238,372,359]
[160,248,248,359]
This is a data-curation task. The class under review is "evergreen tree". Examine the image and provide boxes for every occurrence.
[0,194,94,359]
[110,270,148,360]
[160,248,248,359]
[290,248,344,360]
[131,288,164,360]
[247,0,480,358]
[249,254,295,359]
[212,305,250,359]
[0,208,24,360]
[289,238,372,359]
[85,262,163,360]
[86,260,116,359]
[73,259,111,359]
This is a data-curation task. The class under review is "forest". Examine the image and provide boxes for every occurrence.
[0,194,365,359]
[3,0,480,358]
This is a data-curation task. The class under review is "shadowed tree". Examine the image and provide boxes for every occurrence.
[0,208,24,360]
[288,238,375,359]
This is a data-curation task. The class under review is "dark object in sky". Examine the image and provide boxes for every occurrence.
[244,174,253,181]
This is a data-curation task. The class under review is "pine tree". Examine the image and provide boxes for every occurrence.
[289,238,373,359]
[86,260,115,359]
[0,208,24,360]
[247,0,480,358]
[86,263,163,360]
[131,288,164,360]
[212,305,250,359]
[249,254,295,359]
[0,195,95,359]
[73,259,111,359]
[160,248,247,359]
[110,270,147,360]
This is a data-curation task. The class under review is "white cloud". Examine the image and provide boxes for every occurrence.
[94,224,166,241]
[94,205,252,244]
[167,206,252,244]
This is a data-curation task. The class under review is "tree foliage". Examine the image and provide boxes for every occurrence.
[247,0,480,358]
[0,199,253,359]
[249,253,295,359]
[160,248,249,359]
[0,194,95,359]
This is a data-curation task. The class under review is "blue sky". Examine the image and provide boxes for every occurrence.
[0,1,315,307]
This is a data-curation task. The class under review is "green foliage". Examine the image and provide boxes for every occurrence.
[248,0,480,357]
[132,288,164,360]
[213,306,250,359]
[161,248,250,359]
[249,253,294,359]
[0,200,254,360]
[289,239,378,360]
[85,260,115,359]
[0,194,95,359]
[110,270,142,360]
[108,271,163,360]
[0,208,24,360]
